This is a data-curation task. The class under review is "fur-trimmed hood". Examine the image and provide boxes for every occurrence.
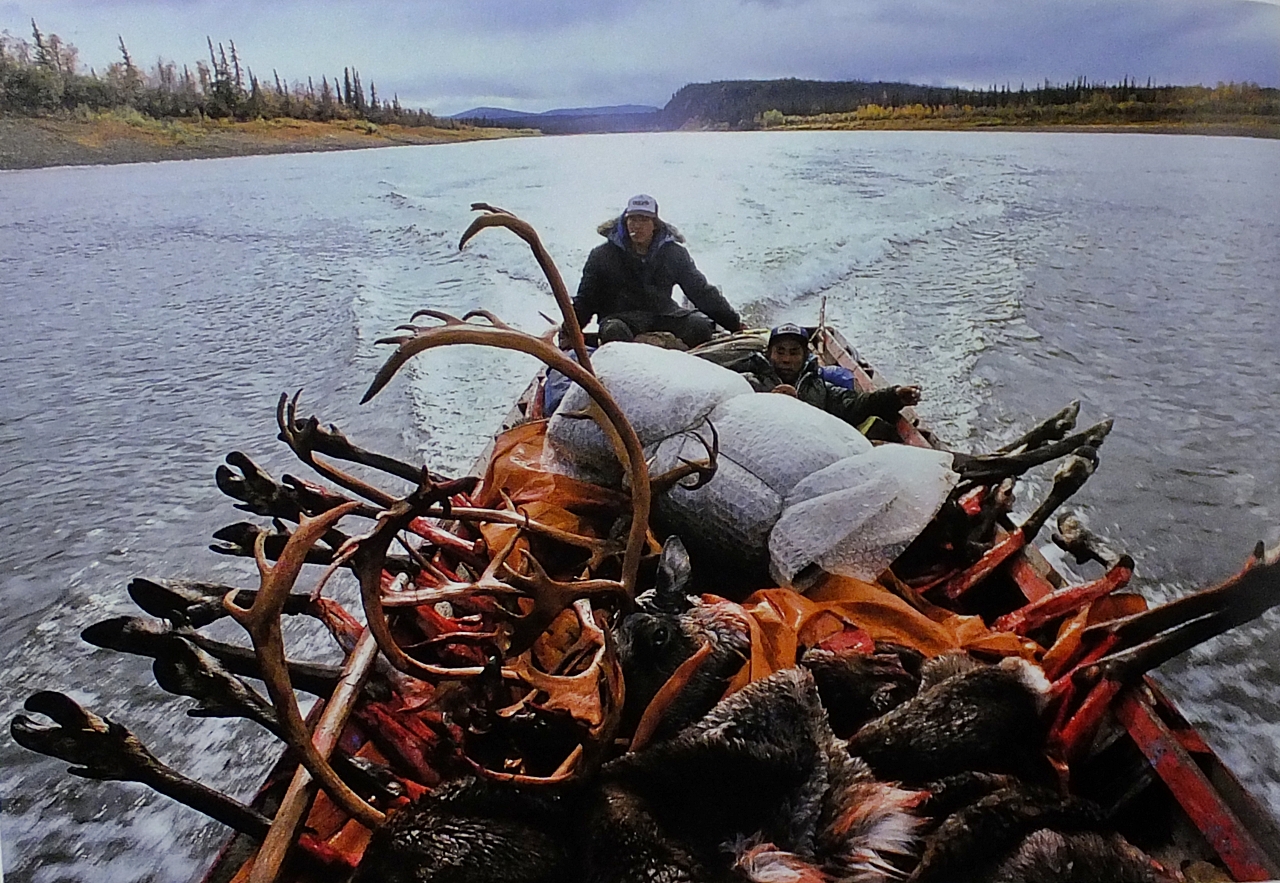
[597,215,686,252]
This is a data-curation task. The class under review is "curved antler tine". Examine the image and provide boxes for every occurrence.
[222,501,385,828]
[458,211,530,251]
[462,309,512,330]
[409,308,467,325]
[455,209,592,372]
[360,323,648,596]
[379,332,416,345]
[352,502,490,681]
[683,421,719,471]
[651,422,720,494]
[467,744,584,786]
[470,202,512,216]
[703,420,719,456]
[275,391,292,440]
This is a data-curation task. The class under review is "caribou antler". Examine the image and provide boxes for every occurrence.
[460,204,593,373]
[361,312,650,599]
[649,423,720,495]
[223,501,387,828]
[277,393,399,507]
[500,550,630,654]
[351,473,510,682]
[496,599,625,779]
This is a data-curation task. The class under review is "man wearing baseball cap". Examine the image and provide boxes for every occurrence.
[572,194,743,348]
[758,323,921,428]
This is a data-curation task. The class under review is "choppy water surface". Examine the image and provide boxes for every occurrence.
[1,131,1276,880]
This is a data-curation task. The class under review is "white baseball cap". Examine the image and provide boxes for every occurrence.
[624,194,659,217]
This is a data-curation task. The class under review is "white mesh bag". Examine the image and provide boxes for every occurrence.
[769,445,958,585]
[700,393,872,497]
[645,394,870,569]
[649,430,782,569]
[543,342,753,485]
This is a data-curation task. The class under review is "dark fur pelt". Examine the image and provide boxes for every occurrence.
[351,777,574,883]
[983,829,1178,883]
[909,782,1175,883]
[581,782,718,883]
[801,643,924,738]
[847,656,1056,787]
[606,668,922,881]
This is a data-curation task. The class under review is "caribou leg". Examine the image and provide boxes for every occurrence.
[1017,447,1099,543]
[1050,546,1280,761]
[953,420,1112,486]
[127,578,313,628]
[994,401,1080,454]
[1051,513,1116,568]
[11,691,272,839]
[81,616,348,698]
[1086,552,1280,684]
[152,638,408,803]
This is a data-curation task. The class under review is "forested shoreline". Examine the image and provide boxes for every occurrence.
[1,22,454,127]
[3,22,1277,171]
[661,77,1280,132]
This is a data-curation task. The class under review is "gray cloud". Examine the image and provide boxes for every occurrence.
[8,0,1277,115]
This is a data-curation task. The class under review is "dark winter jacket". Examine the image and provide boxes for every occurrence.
[743,352,905,428]
[572,217,742,333]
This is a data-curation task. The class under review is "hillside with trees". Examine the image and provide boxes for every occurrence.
[1,22,449,128]
[661,77,1280,134]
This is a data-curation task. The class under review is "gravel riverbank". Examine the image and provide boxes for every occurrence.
[0,116,527,170]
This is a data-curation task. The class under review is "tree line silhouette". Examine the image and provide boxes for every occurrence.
[0,21,454,128]
[661,77,1280,129]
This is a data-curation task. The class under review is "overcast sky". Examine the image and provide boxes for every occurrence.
[5,0,1278,115]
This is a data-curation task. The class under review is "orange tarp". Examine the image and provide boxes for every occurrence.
[473,419,626,517]
[720,576,1042,693]
[478,421,1065,687]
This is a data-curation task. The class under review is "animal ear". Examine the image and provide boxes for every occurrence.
[652,535,692,613]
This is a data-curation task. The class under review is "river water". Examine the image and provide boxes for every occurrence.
[1,131,1277,880]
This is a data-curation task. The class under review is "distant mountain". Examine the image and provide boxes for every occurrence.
[449,106,532,120]
[540,105,661,117]
[450,104,660,120]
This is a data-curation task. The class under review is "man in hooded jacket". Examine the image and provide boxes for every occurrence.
[573,194,743,348]
[751,324,922,429]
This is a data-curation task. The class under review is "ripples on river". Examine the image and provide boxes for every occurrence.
[1,132,1276,880]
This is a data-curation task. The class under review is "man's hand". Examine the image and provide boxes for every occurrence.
[771,384,798,397]
[895,385,922,407]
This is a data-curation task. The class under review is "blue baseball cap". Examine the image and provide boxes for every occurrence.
[768,323,809,346]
